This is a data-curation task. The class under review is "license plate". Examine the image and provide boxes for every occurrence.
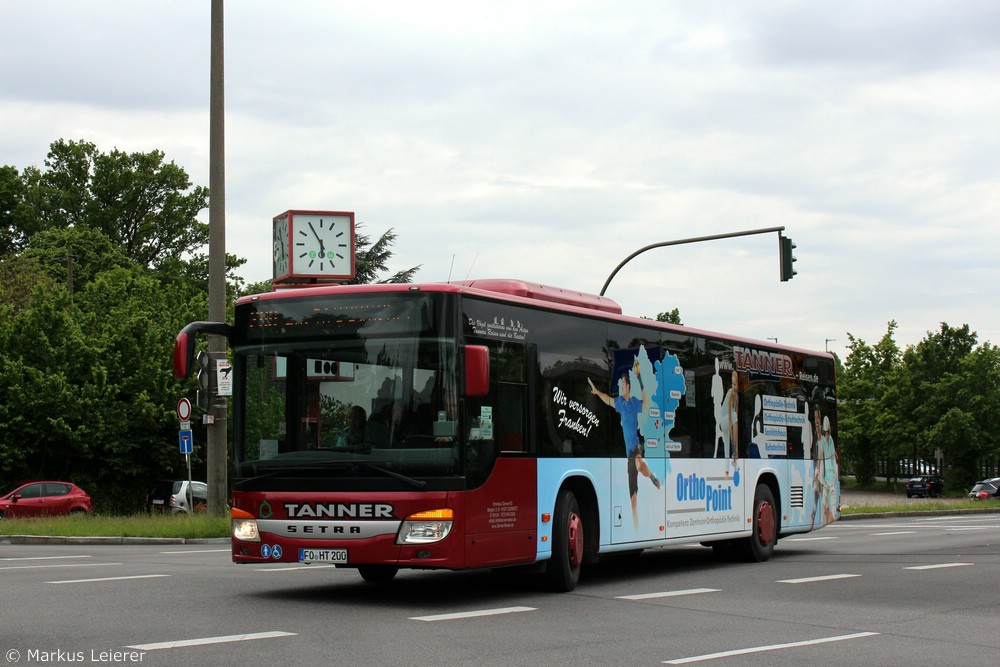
[299,548,348,564]
[151,499,164,505]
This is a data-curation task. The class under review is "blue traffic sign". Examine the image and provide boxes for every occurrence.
[178,429,193,454]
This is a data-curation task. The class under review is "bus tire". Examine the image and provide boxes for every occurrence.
[358,565,398,584]
[736,483,777,562]
[544,489,584,592]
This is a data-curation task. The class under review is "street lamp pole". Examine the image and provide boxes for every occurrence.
[206,0,228,517]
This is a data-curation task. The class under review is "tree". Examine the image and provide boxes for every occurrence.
[840,321,1000,490]
[13,139,209,269]
[1,139,425,512]
[0,139,216,512]
[839,321,900,485]
[346,225,420,284]
[0,164,27,254]
[656,309,682,325]
[640,309,683,325]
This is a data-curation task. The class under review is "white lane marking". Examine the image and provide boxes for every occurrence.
[410,606,536,622]
[0,555,92,561]
[1,562,122,571]
[127,631,297,651]
[787,536,838,542]
[904,562,972,570]
[47,574,171,584]
[256,565,339,571]
[663,631,880,664]
[159,549,232,554]
[870,531,917,536]
[777,573,861,584]
[617,588,721,601]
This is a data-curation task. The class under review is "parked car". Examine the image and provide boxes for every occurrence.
[905,474,944,498]
[0,480,93,519]
[968,478,1000,500]
[145,480,208,514]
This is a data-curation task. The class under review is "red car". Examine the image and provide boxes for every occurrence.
[0,480,93,519]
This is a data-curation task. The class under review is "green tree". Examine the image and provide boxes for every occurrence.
[0,164,28,254]
[656,309,682,325]
[0,139,216,512]
[880,324,978,482]
[839,321,900,486]
[345,225,420,284]
[13,139,208,269]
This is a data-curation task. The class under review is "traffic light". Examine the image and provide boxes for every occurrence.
[779,234,797,282]
[196,350,211,410]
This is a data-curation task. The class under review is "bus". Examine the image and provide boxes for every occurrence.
[173,278,839,591]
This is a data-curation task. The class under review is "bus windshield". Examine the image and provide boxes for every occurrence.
[232,292,461,483]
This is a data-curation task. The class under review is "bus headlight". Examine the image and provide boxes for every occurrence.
[231,507,260,542]
[398,508,454,545]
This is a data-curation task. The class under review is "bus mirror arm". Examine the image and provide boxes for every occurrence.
[173,321,234,379]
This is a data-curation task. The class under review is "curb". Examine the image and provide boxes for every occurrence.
[839,507,1000,521]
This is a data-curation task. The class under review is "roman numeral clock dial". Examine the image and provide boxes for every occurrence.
[272,210,356,283]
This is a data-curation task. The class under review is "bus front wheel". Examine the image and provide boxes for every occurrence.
[736,483,777,562]
[544,489,584,592]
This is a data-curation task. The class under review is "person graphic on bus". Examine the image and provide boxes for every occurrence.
[711,360,739,470]
[819,414,838,525]
[809,405,837,529]
[588,359,660,530]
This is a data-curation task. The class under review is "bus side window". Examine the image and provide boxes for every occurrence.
[497,382,526,452]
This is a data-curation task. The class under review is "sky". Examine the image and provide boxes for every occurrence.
[3,1,999,361]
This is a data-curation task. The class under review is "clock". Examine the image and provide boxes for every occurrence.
[272,213,290,280]
[272,210,356,283]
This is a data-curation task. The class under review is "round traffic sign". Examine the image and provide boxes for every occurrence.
[176,397,192,421]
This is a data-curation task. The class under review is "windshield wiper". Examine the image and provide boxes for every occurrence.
[294,459,428,490]
[349,461,428,491]
[237,457,429,491]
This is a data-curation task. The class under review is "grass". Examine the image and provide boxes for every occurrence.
[0,512,230,539]
[839,476,1000,515]
[840,498,998,515]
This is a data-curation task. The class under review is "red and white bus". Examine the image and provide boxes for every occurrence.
[174,279,838,591]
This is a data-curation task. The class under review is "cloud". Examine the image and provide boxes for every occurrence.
[2,1,999,358]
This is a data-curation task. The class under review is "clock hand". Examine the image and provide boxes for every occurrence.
[308,221,326,257]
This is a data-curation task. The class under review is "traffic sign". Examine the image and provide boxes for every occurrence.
[177,397,192,421]
[178,429,193,454]
[216,360,233,396]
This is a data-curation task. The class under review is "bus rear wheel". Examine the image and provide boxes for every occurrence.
[736,483,777,562]
[358,565,398,584]
[544,489,584,592]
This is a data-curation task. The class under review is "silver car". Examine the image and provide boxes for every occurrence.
[146,480,208,513]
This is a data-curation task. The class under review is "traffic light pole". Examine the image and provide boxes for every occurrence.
[599,226,789,296]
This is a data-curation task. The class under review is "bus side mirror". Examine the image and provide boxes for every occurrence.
[464,345,490,397]
[173,321,234,379]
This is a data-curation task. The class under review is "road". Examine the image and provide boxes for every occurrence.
[3,511,999,666]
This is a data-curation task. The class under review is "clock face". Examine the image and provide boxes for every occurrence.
[292,213,353,277]
[272,215,290,279]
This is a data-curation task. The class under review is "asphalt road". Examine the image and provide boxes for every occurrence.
[3,510,999,666]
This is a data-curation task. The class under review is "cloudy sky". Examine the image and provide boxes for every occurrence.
[3,1,998,360]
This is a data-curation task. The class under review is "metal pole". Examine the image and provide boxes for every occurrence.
[599,226,786,296]
[207,0,228,517]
